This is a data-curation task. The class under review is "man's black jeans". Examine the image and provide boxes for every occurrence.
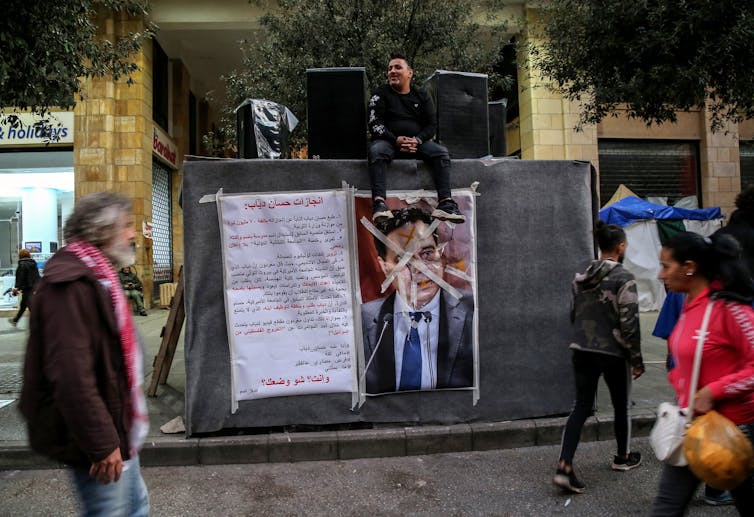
[367,139,452,201]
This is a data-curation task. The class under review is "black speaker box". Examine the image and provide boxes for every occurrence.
[306,67,367,159]
[489,99,508,157]
[424,71,489,158]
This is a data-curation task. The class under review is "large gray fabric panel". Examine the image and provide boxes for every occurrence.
[182,158,596,435]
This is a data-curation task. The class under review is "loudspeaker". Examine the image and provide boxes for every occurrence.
[425,71,489,158]
[236,99,295,159]
[489,99,508,157]
[306,68,367,159]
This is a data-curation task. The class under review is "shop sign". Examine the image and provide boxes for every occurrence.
[152,125,177,168]
[0,111,74,146]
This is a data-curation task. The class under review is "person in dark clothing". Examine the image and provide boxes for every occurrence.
[119,266,147,316]
[367,51,465,224]
[553,221,645,494]
[8,248,40,327]
[716,185,754,279]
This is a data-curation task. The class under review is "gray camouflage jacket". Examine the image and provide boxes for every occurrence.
[569,259,644,370]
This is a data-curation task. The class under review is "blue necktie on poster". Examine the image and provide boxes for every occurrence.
[399,312,424,390]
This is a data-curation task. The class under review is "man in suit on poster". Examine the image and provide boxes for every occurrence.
[362,207,474,394]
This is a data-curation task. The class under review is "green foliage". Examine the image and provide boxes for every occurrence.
[208,0,511,156]
[0,0,151,127]
[533,0,754,131]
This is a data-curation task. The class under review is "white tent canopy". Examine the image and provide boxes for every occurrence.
[600,195,724,311]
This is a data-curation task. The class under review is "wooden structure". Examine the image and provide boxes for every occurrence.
[148,266,185,397]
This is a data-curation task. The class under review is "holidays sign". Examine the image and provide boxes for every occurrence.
[0,111,74,146]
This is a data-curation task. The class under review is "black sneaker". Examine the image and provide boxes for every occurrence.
[139,310,148,316]
[611,451,642,471]
[372,199,393,223]
[432,198,466,223]
[553,468,586,494]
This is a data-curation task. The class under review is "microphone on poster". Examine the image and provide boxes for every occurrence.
[361,313,393,384]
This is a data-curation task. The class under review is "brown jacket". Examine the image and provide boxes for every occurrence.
[20,250,132,468]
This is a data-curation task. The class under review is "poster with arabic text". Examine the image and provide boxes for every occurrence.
[218,190,357,411]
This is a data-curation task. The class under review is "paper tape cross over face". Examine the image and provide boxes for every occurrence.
[360,216,461,307]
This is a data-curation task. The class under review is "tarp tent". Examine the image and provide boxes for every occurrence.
[599,196,724,311]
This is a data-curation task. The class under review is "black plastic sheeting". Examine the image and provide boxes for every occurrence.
[235,99,298,159]
[182,158,597,435]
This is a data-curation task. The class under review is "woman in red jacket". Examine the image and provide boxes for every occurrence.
[652,231,754,516]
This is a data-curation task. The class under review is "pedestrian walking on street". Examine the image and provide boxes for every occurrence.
[7,248,39,327]
[653,289,736,507]
[651,231,754,516]
[20,192,150,516]
[553,221,645,494]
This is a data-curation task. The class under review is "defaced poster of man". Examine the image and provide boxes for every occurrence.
[355,193,477,395]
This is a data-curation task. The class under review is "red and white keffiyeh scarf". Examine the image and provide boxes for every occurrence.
[66,240,149,455]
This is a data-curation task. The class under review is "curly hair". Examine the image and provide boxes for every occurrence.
[735,185,754,211]
[63,192,132,248]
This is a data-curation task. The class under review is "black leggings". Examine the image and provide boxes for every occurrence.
[559,350,632,464]
[12,290,31,323]
[367,139,452,201]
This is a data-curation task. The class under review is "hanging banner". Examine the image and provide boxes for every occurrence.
[353,191,479,403]
[218,190,358,411]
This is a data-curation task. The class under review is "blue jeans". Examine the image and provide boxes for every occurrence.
[71,456,149,517]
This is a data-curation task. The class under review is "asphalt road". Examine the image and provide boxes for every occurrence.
[0,437,736,516]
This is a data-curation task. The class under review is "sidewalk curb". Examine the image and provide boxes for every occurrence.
[0,414,658,470]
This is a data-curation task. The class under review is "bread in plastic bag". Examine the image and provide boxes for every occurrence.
[682,410,754,490]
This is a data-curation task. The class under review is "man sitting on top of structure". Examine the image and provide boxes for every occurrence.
[367,51,465,225]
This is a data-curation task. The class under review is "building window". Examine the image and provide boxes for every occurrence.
[740,141,754,191]
[0,150,74,275]
[598,140,700,206]
[153,40,169,131]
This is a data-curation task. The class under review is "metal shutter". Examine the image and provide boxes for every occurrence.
[741,141,754,190]
[151,159,173,297]
[598,140,700,205]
